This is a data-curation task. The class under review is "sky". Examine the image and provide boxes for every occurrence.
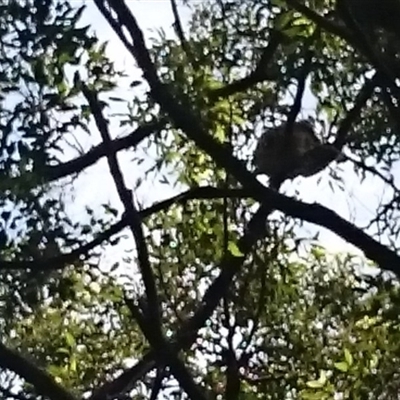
[65,0,399,266]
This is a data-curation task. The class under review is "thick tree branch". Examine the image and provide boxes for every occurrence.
[124,297,207,400]
[208,31,282,101]
[285,0,400,96]
[0,341,76,400]
[95,0,400,274]
[81,81,161,331]
[4,120,166,190]
[82,81,206,400]
[0,187,250,272]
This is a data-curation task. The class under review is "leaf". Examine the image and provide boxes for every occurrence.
[306,380,325,389]
[301,390,328,400]
[130,80,142,87]
[334,361,349,372]
[70,356,77,373]
[307,370,327,388]
[275,11,294,31]
[56,347,70,355]
[109,96,125,102]
[228,241,244,257]
[344,348,353,367]
[65,332,75,348]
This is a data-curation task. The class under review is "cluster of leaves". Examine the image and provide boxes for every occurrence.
[0,0,126,315]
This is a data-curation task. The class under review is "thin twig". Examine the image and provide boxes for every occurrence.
[170,0,196,66]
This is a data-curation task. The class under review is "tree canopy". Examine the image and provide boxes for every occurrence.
[1,0,400,399]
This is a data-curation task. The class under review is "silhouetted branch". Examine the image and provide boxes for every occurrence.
[285,0,400,96]
[0,186,250,272]
[0,218,126,271]
[0,341,76,400]
[6,120,166,190]
[81,80,161,331]
[209,31,282,101]
[96,0,400,273]
[170,0,195,65]
[139,186,251,217]
[124,296,207,400]
[346,154,398,192]
[82,78,207,400]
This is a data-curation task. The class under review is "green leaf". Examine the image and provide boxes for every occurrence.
[228,241,244,257]
[306,380,325,389]
[65,332,75,348]
[70,356,77,373]
[344,348,353,367]
[56,347,70,355]
[334,361,349,372]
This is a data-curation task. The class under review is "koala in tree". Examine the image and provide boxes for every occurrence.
[253,120,343,188]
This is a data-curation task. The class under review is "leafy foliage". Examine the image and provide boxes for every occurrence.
[1,0,400,400]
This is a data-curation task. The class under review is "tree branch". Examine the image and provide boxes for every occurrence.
[170,0,195,66]
[0,187,251,272]
[0,218,127,271]
[285,0,400,96]
[208,31,282,101]
[50,120,165,180]
[96,0,400,273]
[5,120,166,190]
[82,80,206,400]
[0,341,76,400]
[81,80,161,331]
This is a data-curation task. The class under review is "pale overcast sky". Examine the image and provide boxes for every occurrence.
[66,0,398,261]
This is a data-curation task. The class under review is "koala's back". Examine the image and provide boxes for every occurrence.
[254,122,320,178]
